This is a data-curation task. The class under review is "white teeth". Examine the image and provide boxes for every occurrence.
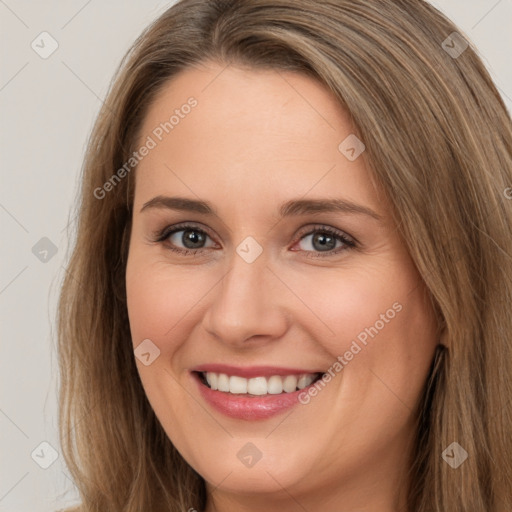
[202,372,320,395]
[267,375,283,394]
[297,374,315,390]
[283,375,298,392]
[229,375,247,394]
[206,372,218,390]
[247,377,268,395]
[217,373,230,392]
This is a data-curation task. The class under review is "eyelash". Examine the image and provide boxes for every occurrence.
[153,222,357,259]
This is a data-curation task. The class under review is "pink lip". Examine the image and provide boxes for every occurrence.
[190,369,323,421]
[191,363,322,378]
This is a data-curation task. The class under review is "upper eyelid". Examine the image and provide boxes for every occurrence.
[158,222,215,241]
[159,222,355,245]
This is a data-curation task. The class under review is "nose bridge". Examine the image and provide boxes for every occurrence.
[202,245,288,344]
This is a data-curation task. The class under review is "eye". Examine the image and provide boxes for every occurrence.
[154,223,357,258]
[155,223,217,256]
[291,225,356,258]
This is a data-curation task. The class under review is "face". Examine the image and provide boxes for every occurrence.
[125,61,439,509]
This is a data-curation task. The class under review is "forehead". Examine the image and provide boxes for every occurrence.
[134,62,384,217]
[142,62,351,137]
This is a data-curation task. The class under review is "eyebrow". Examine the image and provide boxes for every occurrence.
[140,195,383,221]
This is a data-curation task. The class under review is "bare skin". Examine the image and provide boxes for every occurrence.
[125,61,439,512]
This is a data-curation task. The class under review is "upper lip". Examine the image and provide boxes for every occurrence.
[191,364,324,378]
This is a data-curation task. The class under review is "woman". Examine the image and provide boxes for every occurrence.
[57,0,512,511]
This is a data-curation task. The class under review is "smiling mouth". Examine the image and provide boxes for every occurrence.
[195,371,324,396]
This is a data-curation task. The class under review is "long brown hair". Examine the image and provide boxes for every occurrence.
[57,1,512,510]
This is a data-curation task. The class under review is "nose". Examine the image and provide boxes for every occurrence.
[201,248,289,347]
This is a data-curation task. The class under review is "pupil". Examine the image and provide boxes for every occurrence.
[183,229,205,249]
[313,232,335,251]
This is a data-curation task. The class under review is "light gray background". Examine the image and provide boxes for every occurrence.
[1,1,511,511]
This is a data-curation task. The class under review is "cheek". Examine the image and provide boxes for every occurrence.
[285,263,414,356]
[125,257,209,461]
[126,257,208,348]
[294,262,437,413]
[289,267,437,471]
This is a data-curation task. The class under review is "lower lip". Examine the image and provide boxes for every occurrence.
[192,372,315,421]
